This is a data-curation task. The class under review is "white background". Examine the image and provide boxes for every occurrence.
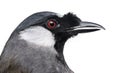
[0,0,120,73]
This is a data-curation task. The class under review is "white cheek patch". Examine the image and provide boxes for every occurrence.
[19,26,55,48]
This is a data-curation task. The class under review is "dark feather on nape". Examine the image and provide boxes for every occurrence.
[63,12,81,27]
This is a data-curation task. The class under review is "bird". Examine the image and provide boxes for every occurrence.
[0,11,104,73]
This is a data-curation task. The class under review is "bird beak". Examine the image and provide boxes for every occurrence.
[67,21,105,33]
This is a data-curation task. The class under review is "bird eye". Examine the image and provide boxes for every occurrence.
[47,19,57,29]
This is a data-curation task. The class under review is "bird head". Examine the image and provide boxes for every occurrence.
[14,11,104,55]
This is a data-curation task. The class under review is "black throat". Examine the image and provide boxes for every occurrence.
[54,32,71,66]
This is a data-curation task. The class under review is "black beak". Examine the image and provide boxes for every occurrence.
[67,21,105,33]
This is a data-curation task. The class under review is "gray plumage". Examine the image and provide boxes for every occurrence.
[0,33,72,73]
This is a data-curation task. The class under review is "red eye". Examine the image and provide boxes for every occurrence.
[47,20,57,29]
